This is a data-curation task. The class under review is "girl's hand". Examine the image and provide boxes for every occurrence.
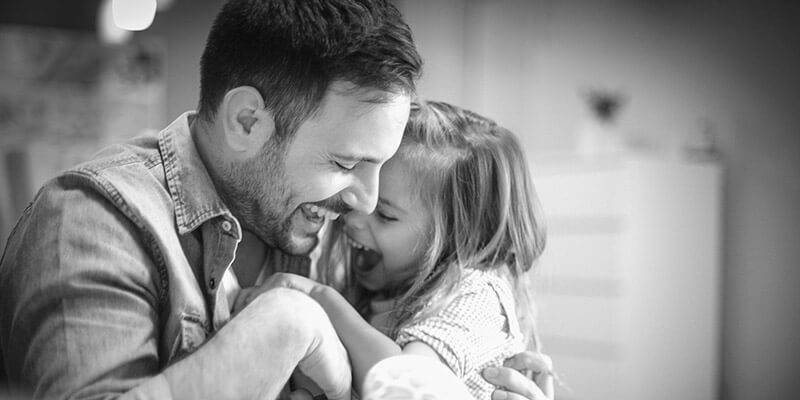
[483,351,554,400]
[261,272,320,294]
[232,272,320,314]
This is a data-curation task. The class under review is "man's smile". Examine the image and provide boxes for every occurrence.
[300,203,341,222]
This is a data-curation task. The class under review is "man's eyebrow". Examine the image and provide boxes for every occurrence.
[331,152,381,164]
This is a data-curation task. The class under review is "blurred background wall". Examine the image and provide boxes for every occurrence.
[393,2,800,400]
[1,0,799,399]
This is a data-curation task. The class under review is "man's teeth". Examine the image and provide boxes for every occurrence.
[307,205,340,220]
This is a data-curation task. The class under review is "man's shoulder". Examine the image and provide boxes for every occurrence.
[69,133,163,176]
[56,133,167,202]
[20,133,176,240]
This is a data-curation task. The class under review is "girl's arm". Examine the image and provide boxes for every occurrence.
[308,284,404,394]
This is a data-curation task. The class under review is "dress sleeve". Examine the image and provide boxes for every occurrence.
[0,176,167,398]
[395,272,509,378]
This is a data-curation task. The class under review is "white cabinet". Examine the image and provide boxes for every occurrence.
[530,154,722,400]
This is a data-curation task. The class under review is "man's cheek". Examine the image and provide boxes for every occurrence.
[311,178,347,201]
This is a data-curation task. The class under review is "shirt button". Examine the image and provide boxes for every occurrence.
[221,220,232,232]
[209,277,216,290]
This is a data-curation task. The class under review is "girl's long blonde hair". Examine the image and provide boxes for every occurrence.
[319,99,547,349]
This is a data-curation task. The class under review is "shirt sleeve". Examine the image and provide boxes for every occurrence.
[0,176,167,398]
[395,272,510,378]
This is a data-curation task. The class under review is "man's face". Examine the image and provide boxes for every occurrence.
[231,87,410,255]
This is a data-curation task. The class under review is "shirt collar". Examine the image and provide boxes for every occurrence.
[158,111,240,238]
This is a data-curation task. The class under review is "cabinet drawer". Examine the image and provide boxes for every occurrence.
[537,232,623,279]
[535,169,624,217]
[534,294,622,346]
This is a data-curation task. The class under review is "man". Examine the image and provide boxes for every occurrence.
[0,1,552,399]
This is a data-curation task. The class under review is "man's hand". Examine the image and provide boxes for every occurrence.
[287,390,315,400]
[232,272,320,314]
[164,288,351,400]
[294,294,352,400]
[226,276,350,399]
[483,351,554,400]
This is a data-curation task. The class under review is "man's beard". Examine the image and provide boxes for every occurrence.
[214,140,308,254]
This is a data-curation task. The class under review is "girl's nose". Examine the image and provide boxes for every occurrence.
[344,211,369,230]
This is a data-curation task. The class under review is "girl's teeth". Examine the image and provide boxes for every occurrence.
[347,236,365,250]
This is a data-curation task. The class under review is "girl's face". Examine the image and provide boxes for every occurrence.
[342,156,431,295]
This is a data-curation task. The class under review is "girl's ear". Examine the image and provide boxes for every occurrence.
[220,86,276,156]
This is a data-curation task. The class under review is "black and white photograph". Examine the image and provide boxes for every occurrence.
[1,1,798,399]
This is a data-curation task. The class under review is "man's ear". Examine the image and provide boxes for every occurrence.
[220,86,276,154]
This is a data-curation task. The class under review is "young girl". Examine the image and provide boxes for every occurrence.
[241,100,548,399]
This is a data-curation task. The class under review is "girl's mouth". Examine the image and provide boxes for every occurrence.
[345,234,382,272]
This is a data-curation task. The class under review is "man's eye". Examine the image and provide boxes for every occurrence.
[334,161,355,171]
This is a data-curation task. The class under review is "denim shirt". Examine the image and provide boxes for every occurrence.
[0,112,309,398]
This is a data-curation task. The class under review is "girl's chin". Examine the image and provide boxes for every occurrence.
[354,274,383,292]
[355,277,410,300]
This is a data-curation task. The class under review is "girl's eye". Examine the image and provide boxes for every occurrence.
[376,211,397,222]
[334,161,356,171]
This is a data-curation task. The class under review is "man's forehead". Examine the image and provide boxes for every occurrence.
[325,130,402,166]
[309,90,408,147]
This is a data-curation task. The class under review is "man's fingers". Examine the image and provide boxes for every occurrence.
[289,389,315,400]
[484,367,543,400]
[503,351,553,375]
[297,300,352,400]
[533,370,554,399]
[492,388,543,400]
[501,351,554,399]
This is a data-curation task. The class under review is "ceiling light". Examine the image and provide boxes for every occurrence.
[98,0,132,44]
[112,0,157,31]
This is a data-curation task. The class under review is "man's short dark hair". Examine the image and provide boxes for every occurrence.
[198,0,422,139]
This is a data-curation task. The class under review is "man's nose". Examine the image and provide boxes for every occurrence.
[341,168,379,215]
